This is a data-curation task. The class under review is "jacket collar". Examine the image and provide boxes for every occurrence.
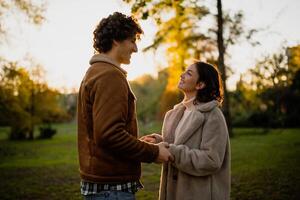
[89,54,127,76]
[169,100,219,144]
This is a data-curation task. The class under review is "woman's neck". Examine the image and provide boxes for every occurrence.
[183,92,196,102]
[182,93,196,110]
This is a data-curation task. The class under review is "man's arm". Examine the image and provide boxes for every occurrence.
[92,70,170,163]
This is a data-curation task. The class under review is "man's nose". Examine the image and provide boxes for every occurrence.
[133,43,138,53]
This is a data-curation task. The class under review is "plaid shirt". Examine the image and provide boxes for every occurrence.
[80,180,143,195]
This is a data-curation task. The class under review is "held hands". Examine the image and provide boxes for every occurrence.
[155,142,174,163]
[140,133,163,144]
[140,134,173,163]
[140,135,156,143]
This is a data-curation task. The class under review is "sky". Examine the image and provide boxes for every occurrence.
[1,0,299,92]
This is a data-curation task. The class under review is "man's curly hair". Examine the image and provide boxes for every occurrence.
[93,12,143,53]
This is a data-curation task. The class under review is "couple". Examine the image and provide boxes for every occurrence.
[77,12,230,200]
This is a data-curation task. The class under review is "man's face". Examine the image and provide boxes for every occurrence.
[115,37,138,64]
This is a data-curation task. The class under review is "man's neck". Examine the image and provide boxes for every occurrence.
[103,51,120,66]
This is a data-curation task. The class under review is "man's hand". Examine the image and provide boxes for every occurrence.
[139,133,163,144]
[140,135,156,143]
[155,142,174,163]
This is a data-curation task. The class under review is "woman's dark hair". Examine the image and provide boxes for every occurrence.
[93,12,143,53]
[194,61,224,104]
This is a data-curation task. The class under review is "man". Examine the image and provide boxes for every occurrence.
[77,12,172,200]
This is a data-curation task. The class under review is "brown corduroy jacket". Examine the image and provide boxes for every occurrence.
[77,54,159,183]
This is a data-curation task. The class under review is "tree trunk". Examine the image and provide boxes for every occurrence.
[217,0,233,137]
[29,82,34,140]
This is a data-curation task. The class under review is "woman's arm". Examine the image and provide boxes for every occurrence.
[169,109,229,176]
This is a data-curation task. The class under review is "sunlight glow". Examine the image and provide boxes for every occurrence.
[0,0,299,92]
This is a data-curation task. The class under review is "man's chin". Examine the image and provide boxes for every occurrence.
[122,60,131,65]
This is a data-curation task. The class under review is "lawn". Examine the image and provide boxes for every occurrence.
[0,124,299,200]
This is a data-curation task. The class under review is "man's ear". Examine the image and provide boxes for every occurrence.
[112,40,119,47]
[196,82,205,90]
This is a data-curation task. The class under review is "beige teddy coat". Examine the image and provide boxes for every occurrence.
[159,100,231,200]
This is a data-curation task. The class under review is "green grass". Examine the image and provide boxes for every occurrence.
[0,124,299,200]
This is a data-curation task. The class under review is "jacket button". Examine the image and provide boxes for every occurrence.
[104,192,109,197]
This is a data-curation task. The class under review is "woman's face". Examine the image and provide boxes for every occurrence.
[178,64,202,93]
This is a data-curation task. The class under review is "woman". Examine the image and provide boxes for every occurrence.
[142,61,230,200]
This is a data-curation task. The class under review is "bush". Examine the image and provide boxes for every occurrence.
[38,125,56,139]
[9,126,28,140]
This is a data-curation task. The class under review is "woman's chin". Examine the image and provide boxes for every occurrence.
[177,85,186,92]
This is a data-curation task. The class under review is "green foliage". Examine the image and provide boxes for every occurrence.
[287,45,300,73]
[124,0,258,132]
[284,69,300,127]
[159,89,183,118]
[125,0,214,113]
[130,70,168,124]
[0,60,70,140]
[0,0,48,137]
[231,45,300,127]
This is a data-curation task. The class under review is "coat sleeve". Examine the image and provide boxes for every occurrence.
[91,70,159,163]
[169,108,229,176]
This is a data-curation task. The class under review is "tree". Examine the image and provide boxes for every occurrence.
[0,59,68,140]
[285,69,300,127]
[0,62,32,139]
[234,46,296,128]
[287,45,300,74]
[124,0,257,136]
[283,45,300,127]
[217,0,232,135]
[0,0,46,42]
[0,1,47,139]
[124,0,212,116]
[130,70,168,124]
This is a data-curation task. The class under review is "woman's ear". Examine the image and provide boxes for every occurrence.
[196,82,205,90]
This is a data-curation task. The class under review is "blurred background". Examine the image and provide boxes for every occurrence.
[0,0,299,199]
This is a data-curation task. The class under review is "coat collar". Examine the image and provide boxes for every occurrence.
[163,105,185,144]
[89,54,127,76]
[173,100,219,112]
[168,100,219,144]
